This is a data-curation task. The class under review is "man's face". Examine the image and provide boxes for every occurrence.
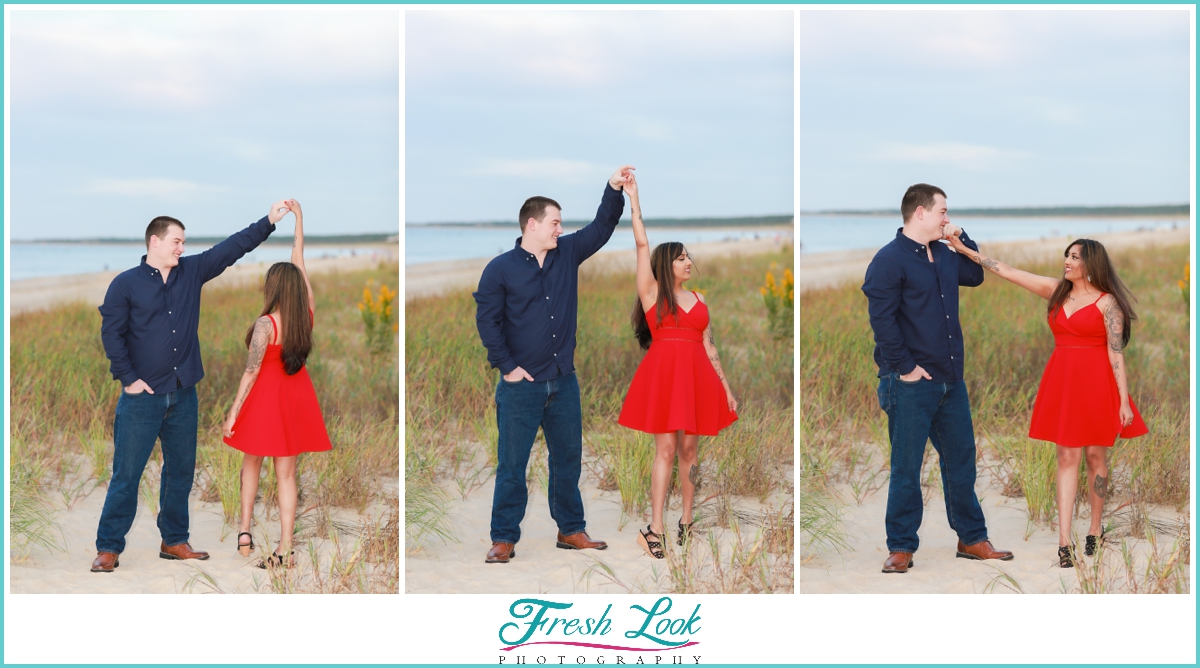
[148,225,185,268]
[525,206,563,251]
[914,194,950,241]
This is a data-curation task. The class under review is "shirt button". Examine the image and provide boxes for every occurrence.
[552,334,556,338]
[551,316,554,319]
[545,296,549,300]
[172,330,175,333]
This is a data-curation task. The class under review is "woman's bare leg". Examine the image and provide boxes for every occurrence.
[649,433,678,535]
[676,432,699,526]
[273,455,298,560]
[1083,446,1109,536]
[239,455,265,539]
[1056,446,1083,546]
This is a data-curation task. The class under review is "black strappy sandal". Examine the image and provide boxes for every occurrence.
[257,550,295,569]
[1058,545,1075,569]
[236,532,255,557]
[677,521,693,547]
[637,526,665,560]
[1084,532,1106,557]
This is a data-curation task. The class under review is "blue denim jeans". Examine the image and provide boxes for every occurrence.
[878,374,989,553]
[490,372,587,544]
[95,385,198,554]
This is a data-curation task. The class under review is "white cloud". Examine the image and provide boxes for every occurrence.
[408,10,792,90]
[10,10,399,111]
[869,142,1031,169]
[79,177,226,197]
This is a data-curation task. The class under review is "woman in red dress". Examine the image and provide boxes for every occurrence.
[946,230,1146,568]
[616,173,738,559]
[222,199,331,568]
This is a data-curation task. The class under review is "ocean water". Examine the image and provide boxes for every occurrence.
[404,225,791,266]
[798,215,1188,255]
[9,243,371,281]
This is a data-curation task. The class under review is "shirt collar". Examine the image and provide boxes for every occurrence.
[894,227,930,254]
[513,236,556,262]
[140,255,167,279]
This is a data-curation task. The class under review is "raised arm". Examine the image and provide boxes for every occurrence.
[285,199,316,314]
[195,200,288,283]
[698,294,737,412]
[945,225,1059,300]
[571,166,632,263]
[1099,294,1135,428]
[626,174,656,310]
[222,316,272,437]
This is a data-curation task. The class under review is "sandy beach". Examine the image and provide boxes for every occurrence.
[10,468,398,594]
[801,471,1190,594]
[798,225,1191,292]
[406,473,792,595]
[9,243,398,316]
[405,228,794,301]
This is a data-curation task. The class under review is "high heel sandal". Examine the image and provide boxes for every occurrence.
[637,526,665,560]
[1085,531,1106,557]
[1058,545,1075,569]
[236,532,254,557]
[257,550,295,569]
[677,521,693,547]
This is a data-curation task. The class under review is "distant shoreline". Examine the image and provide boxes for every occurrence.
[801,204,1189,218]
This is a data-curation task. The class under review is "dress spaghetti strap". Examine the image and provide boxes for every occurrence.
[266,314,279,345]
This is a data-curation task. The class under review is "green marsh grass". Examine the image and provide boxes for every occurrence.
[9,264,400,592]
[405,249,795,592]
[800,242,1190,592]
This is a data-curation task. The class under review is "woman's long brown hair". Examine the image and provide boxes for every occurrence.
[244,262,312,375]
[630,242,690,351]
[1047,238,1137,348]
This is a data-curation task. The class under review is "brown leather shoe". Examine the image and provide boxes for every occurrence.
[882,551,913,573]
[90,551,119,573]
[556,531,608,550]
[159,541,210,561]
[486,542,516,564]
[956,539,1014,561]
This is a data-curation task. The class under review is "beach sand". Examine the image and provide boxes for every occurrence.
[798,225,1191,292]
[9,243,398,316]
[405,228,794,301]
[10,470,398,594]
[406,471,791,594]
[800,472,1190,594]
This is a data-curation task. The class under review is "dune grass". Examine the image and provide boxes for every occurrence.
[404,247,795,591]
[9,263,400,593]
[799,241,1190,592]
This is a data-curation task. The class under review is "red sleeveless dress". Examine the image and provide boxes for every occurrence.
[618,294,738,436]
[1028,296,1148,448]
[223,314,332,457]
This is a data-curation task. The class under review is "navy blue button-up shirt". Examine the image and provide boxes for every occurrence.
[99,216,276,394]
[474,184,625,381]
[862,228,984,382]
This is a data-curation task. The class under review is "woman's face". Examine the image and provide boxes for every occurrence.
[1064,244,1085,281]
[672,249,693,283]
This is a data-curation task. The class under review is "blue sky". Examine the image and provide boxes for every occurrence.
[800,9,1191,211]
[9,9,399,240]
[405,10,794,224]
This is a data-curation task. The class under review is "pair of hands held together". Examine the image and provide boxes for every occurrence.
[897,222,965,384]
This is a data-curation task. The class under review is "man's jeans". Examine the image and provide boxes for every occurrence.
[95,386,198,554]
[878,374,988,553]
[490,372,587,544]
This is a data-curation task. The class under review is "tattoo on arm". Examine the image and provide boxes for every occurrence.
[689,464,700,489]
[1103,300,1125,353]
[703,325,729,383]
[1094,474,1108,499]
[973,252,1000,273]
[245,318,270,373]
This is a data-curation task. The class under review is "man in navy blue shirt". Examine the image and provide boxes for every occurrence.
[474,166,632,564]
[90,201,290,573]
[862,184,1013,575]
